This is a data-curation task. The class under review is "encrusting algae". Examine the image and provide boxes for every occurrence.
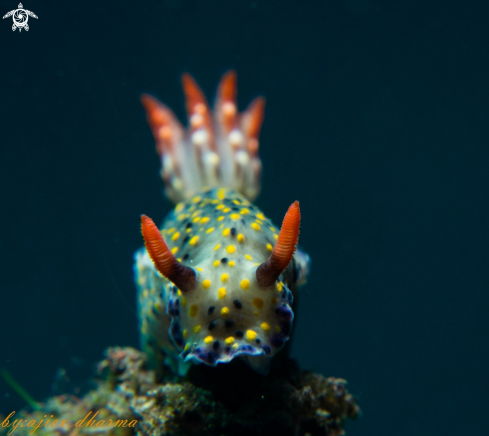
[1,347,359,436]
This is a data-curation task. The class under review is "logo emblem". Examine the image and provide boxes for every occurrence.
[3,3,37,32]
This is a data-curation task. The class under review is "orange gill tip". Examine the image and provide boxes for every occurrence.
[245,96,266,139]
[140,214,196,292]
[181,73,210,117]
[256,201,300,287]
[140,94,180,154]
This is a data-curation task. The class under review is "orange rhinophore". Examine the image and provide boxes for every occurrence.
[256,201,301,287]
[140,214,195,292]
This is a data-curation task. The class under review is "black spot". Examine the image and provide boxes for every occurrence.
[212,340,220,350]
[262,345,271,355]
[275,304,293,320]
[241,219,246,225]
[230,228,236,236]
[225,320,235,329]
[221,257,228,264]
[183,253,190,260]
[168,308,180,317]
[206,351,217,365]
[208,321,217,331]
[225,346,231,353]
[279,320,292,335]
[170,321,184,347]
[182,235,190,244]
[208,306,215,315]
[271,333,286,348]
[233,299,242,309]
[231,206,239,211]
[175,299,180,306]
[185,222,193,228]
[255,338,261,344]
[235,330,244,338]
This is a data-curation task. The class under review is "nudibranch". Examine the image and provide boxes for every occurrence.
[134,71,310,375]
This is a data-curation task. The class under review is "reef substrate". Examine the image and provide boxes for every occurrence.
[1,347,360,436]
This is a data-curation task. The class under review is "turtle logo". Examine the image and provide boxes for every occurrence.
[3,3,37,32]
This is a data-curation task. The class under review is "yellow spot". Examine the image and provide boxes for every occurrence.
[251,223,261,231]
[214,243,221,250]
[177,258,182,262]
[218,287,226,299]
[196,267,203,272]
[274,234,278,240]
[189,305,198,317]
[183,329,188,338]
[221,273,229,282]
[270,227,276,232]
[192,196,201,203]
[223,228,230,236]
[266,243,273,252]
[270,297,278,304]
[221,307,230,317]
[246,330,257,341]
[212,199,219,204]
[256,219,263,224]
[261,322,271,331]
[202,279,211,289]
[226,245,236,254]
[171,246,178,254]
[240,279,250,290]
[181,297,187,306]
[192,216,201,223]
[218,188,226,200]
[167,227,176,234]
[256,213,265,220]
[217,216,225,221]
[141,322,147,334]
[204,335,213,344]
[206,227,215,233]
[232,343,239,349]
[254,311,259,316]
[155,301,162,311]
[233,200,240,205]
[240,208,250,215]
[223,207,231,213]
[184,343,190,351]
[213,260,220,267]
[229,260,235,266]
[216,204,225,210]
[225,337,235,345]
[275,326,280,332]
[237,233,244,242]
[175,204,184,213]
[177,289,182,296]
[230,213,240,220]
[186,228,192,233]
[189,235,199,245]
[253,298,264,309]
[277,283,283,292]
[200,217,210,224]
[142,289,148,298]
[245,254,252,260]
[193,325,201,333]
